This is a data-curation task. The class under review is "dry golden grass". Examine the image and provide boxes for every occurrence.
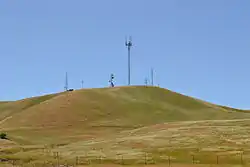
[1,86,250,166]
[2,119,250,166]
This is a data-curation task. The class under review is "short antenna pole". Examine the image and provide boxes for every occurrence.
[151,68,154,86]
[64,72,68,91]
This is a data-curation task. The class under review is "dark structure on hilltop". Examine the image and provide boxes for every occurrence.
[109,73,115,87]
[64,72,74,91]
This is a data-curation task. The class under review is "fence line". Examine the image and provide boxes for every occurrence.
[1,151,247,167]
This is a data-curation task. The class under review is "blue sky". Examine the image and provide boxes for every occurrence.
[0,0,249,109]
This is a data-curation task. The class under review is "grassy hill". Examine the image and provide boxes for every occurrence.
[0,86,248,123]
[1,86,250,166]
[0,86,249,143]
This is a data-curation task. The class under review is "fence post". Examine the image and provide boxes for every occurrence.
[75,156,78,166]
[216,155,219,164]
[168,155,171,166]
[241,153,243,164]
[57,152,59,167]
[87,157,90,165]
[121,155,124,165]
[145,152,147,165]
[192,155,195,164]
[99,155,102,164]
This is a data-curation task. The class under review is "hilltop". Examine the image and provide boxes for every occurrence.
[0,86,249,144]
[1,86,249,127]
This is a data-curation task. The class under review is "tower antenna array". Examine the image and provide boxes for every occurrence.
[125,36,133,85]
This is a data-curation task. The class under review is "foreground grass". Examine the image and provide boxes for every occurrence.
[0,164,248,167]
[2,119,250,166]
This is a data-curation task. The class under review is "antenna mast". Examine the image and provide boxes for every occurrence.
[151,68,154,86]
[81,80,84,89]
[144,78,148,86]
[125,36,133,85]
[64,72,68,91]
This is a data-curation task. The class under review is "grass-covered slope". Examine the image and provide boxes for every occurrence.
[0,86,249,130]
[0,93,59,124]
[1,86,250,166]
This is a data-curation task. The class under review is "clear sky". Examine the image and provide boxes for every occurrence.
[0,0,249,109]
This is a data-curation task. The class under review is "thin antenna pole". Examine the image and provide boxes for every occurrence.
[64,72,68,91]
[128,45,130,85]
[151,68,154,86]
[144,78,148,86]
[125,36,133,85]
[81,80,84,89]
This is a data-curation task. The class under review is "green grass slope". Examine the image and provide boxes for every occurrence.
[0,93,59,122]
[1,86,250,166]
[0,86,249,144]
[1,86,249,129]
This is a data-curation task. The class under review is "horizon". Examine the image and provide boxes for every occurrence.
[1,85,248,111]
[0,0,249,109]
